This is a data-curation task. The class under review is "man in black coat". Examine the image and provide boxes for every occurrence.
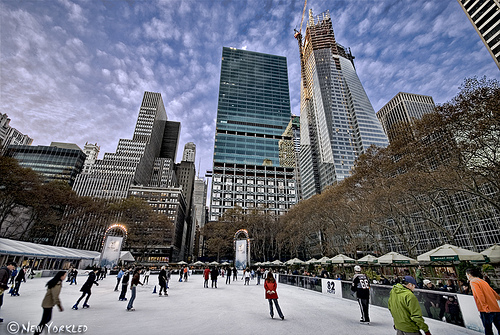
[11,266,25,296]
[211,267,219,288]
[0,261,17,322]
[72,268,99,310]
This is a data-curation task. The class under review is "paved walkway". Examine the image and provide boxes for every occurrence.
[1,273,479,335]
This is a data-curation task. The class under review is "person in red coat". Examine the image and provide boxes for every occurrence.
[264,272,284,320]
[203,266,210,288]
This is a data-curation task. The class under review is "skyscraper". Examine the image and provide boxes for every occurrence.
[210,47,298,221]
[377,92,436,143]
[0,113,33,154]
[182,142,196,162]
[457,0,500,69]
[296,10,388,199]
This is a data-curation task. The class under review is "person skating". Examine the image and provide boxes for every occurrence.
[127,269,143,311]
[69,268,78,285]
[12,266,25,296]
[225,266,232,285]
[256,267,262,285]
[203,266,210,288]
[72,268,99,310]
[119,268,131,301]
[466,267,500,335]
[351,265,370,324]
[244,268,250,285]
[388,276,431,335]
[114,268,124,291]
[0,261,17,323]
[233,267,237,281]
[264,271,284,320]
[34,271,66,335]
[211,266,218,288]
[143,267,150,285]
[158,266,168,296]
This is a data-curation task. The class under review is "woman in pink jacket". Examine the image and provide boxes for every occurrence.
[264,272,284,320]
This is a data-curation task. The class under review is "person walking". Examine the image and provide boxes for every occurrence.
[211,266,218,288]
[388,276,431,335]
[256,267,262,285]
[12,266,25,296]
[466,267,500,335]
[203,266,210,288]
[72,268,99,310]
[127,269,143,311]
[351,265,370,324]
[225,266,232,285]
[159,266,168,296]
[264,272,284,320]
[244,268,251,285]
[34,271,66,335]
[114,268,124,291]
[119,269,131,301]
[143,267,150,285]
[0,261,17,323]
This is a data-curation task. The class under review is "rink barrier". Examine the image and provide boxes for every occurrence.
[278,274,492,334]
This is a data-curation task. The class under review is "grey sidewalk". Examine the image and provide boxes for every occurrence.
[1,273,478,335]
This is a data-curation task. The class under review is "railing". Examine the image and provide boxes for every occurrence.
[278,274,322,293]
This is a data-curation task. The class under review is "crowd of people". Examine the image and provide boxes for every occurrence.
[0,261,498,334]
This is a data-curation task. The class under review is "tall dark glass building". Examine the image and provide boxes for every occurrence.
[210,47,298,221]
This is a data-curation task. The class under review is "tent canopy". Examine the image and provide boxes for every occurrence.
[284,258,305,265]
[378,251,418,265]
[481,244,500,264]
[0,237,100,260]
[417,244,485,263]
[329,254,356,264]
[357,254,378,264]
[316,256,331,265]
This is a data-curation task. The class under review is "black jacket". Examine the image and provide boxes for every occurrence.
[0,266,11,290]
[80,271,98,293]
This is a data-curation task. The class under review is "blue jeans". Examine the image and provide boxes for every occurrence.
[480,312,500,335]
[127,286,136,310]
[268,299,284,318]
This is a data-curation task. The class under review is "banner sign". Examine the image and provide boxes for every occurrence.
[235,239,247,270]
[100,236,123,268]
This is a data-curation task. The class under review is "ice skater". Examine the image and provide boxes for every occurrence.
[351,265,370,324]
[127,269,143,311]
[34,271,66,335]
[158,266,168,296]
[264,272,284,320]
[211,266,218,288]
[119,268,131,301]
[72,268,99,310]
[203,266,210,288]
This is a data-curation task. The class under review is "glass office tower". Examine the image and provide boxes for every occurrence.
[298,10,389,199]
[210,47,298,221]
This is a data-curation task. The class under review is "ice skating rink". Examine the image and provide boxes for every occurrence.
[1,273,479,335]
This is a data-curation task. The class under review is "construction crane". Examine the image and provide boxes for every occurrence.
[294,0,309,100]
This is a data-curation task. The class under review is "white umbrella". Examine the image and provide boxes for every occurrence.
[316,256,331,265]
[254,262,263,266]
[271,260,283,266]
[481,244,500,263]
[284,258,305,265]
[305,258,318,264]
[378,251,418,265]
[176,261,188,265]
[208,261,219,266]
[191,261,205,266]
[357,254,378,264]
[417,244,485,263]
[221,262,230,266]
[329,254,356,264]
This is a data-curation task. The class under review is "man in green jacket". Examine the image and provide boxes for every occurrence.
[388,276,431,335]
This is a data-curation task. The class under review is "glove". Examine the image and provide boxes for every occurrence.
[95,282,99,286]
[424,331,431,335]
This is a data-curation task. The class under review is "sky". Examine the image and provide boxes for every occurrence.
[1,0,499,181]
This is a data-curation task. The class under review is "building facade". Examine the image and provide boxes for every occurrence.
[297,10,388,199]
[193,177,208,257]
[5,142,86,186]
[377,92,436,143]
[457,0,500,69]
[182,142,196,162]
[0,113,33,154]
[210,47,298,221]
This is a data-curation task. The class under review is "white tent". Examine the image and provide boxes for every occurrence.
[271,260,283,266]
[305,258,318,264]
[284,258,305,265]
[329,254,356,264]
[481,244,500,263]
[120,251,135,262]
[417,244,485,263]
[316,256,331,265]
[377,251,418,265]
[357,254,378,264]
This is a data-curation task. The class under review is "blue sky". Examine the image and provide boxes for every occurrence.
[1,0,499,179]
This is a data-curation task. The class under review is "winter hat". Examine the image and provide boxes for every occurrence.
[423,279,431,285]
[403,276,417,286]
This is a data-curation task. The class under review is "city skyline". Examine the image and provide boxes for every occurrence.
[1,0,499,185]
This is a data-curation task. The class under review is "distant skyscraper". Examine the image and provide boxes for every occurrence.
[210,47,298,221]
[192,176,208,257]
[457,0,500,69]
[73,92,167,199]
[377,92,436,143]
[296,10,388,199]
[182,142,196,162]
[81,142,100,174]
[5,142,86,186]
[160,121,180,161]
[0,113,33,154]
